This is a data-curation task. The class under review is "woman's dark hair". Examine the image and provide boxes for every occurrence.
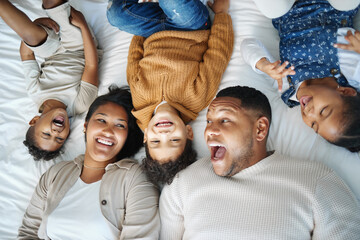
[332,94,360,152]
[23,126,63,161]
[142,139,197,185]
[85,85,143,160]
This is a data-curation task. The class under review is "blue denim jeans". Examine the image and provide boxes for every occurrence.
[107,0,210,37]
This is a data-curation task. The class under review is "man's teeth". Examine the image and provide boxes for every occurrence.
[96,138,114,146]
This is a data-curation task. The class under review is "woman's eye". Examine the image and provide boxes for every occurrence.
[116,124,126,129]
[171,139,180,142]
[97,119,105,123]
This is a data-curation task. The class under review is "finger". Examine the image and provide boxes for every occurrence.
[282,66,295,77]
[277,79,283,92]
[334,43,352,51]
[276,61,289,73]
[269,60,281,69]
[354,30,360,41]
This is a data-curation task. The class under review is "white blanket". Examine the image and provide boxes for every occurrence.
[0,0,359,238]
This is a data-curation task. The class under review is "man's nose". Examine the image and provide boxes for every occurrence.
[206,124,220,136]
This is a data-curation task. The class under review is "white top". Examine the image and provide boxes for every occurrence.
[47,178,118,240]
[160,152,360,240]
[241,27,360,101]
[23,58,98,117]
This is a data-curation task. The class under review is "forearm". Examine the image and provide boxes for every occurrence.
[79,23,98,86]
[20,41,35,61]
[127,36,145,75]
[241,38,275,74]
[198,13,234,104]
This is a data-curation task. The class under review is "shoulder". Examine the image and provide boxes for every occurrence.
[105,158,147,184]
[270,152,335,180]
[163,157,212,191]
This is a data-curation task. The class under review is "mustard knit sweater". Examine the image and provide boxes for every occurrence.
[127,13,234,130]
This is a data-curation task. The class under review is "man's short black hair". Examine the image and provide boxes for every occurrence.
[142,139,197,185]
[216,86,272,125]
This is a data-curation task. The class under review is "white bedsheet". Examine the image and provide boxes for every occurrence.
[0,0,359,238]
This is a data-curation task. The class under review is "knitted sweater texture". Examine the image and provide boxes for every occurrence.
[127,13,234,130]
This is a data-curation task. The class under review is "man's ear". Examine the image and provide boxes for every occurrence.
[29,116,40,126]
[186,125,194,140]
[337,86,357,96]
[255,116,269,142]
[143,128,148,143]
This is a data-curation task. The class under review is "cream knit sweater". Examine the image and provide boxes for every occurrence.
[160,152,360,239]
[127,13,234,130]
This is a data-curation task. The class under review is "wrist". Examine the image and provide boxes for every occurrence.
[256,57,267,70]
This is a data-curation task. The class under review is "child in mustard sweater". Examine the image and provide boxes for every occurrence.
[107,0,234,184]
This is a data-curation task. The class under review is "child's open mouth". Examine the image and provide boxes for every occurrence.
[155,120,173,127]
[53,116,65,127]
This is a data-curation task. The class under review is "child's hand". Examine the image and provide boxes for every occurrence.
[33,17,59,33]
[256,57,295,92]
[69,7,86,28]
[334,30,360,54]
[207,0,229,14]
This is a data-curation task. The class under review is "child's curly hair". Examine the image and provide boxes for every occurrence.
[23,126,63,161]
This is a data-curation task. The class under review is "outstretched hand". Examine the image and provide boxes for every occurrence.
[69,7,87,28]
[34,17,59,33]
[207,0,229,14]
[256,58,295,92]
[334,30,360,54]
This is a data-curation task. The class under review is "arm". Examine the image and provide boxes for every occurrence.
[120,167,160,239]
[312,172,360,239]
[20,41,35,61]
[69,7,98,87]
[18,171,51,239]
[196,2,234,107]
[126,35,145,86]
[241,38,295,91]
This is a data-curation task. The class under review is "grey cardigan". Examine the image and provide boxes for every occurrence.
[18,155,160,239]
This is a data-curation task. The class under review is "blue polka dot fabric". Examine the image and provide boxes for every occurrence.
[272,0,358,107]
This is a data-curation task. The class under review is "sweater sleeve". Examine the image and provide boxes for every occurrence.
[22,60,41,98]
[120,166,160,239]
[311,171,360,239]
[18,168,52,239]
[241,38,276,74]
[127,35,145,86]
[73,81,98,115]
[159,181,185,240]
[196,12,234,107]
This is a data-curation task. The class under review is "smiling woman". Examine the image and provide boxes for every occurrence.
[18,87,160,239]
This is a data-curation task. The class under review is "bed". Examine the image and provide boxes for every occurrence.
[0,0,359,238]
